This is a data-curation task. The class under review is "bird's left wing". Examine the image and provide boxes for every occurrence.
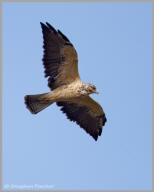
[57,96,107,141]
[40,22,80,90]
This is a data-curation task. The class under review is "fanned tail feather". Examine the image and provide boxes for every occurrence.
[24,93,52,114]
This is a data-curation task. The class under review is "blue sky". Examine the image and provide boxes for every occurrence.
[2,2,152,190]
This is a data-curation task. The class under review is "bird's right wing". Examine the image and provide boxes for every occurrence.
[40,22,80,90]
[57,96,107,141]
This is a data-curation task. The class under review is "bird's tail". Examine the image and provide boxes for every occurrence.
[24,93,53,114]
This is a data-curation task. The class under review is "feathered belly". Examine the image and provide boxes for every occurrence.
[44,86,82,102]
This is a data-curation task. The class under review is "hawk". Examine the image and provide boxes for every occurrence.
[25,22,107,141]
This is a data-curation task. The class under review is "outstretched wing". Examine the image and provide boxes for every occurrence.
[57,96,107,141]
[40,22,80,90]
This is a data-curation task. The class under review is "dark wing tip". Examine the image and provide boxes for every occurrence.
[58,30,73,46]
[93,135,98,141]
[98,127,102,136]
[58,29,70,42]
[46,22,57,34]
[40,22,49,32]
[40,22,57,34]
[92,127,101,141]
[40,22,46,28]
[102,114,107,126]
[92,114,107,140]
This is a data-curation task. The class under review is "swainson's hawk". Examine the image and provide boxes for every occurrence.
[25,22,107,141]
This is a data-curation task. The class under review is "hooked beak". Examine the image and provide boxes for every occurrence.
[95,89,99,94]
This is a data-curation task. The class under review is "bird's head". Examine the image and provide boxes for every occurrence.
[87,84,99,94]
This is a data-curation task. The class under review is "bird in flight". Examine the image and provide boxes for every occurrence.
[25,22,107,141]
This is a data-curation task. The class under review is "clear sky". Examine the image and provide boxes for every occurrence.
[2,2,152,191]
